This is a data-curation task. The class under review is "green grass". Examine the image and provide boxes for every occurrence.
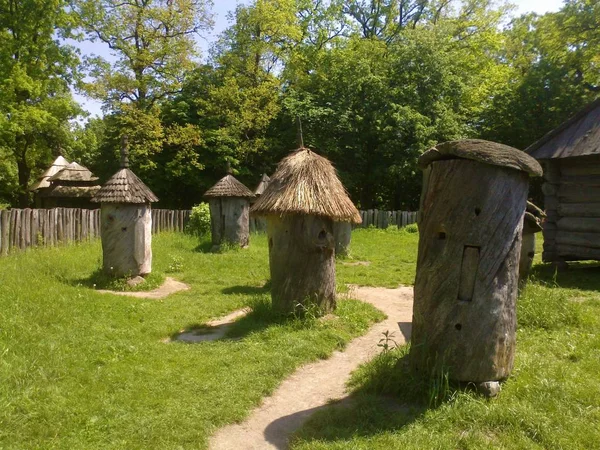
[337,226,419,287]
[0,232,385,449]
[291,236,600,450]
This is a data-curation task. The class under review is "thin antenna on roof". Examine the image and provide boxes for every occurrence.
[120,135,129,169]
[296,117,304,149]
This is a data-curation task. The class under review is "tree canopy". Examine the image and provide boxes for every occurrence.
[1,0,598,209]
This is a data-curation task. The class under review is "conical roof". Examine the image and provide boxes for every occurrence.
[92,168,158,204]
[204,174,255,198]
[48,162,100,182]
[254,173,271,196]
[30,156,70,191]
[418,139,543,177]
[251,148,361,224]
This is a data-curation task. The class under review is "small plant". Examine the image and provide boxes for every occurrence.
[404,223,419,233]
[186,202,211,236]
[377,330,398,353]
[166,255,184,273]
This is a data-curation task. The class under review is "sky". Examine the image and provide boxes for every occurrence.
[73,0,566,118]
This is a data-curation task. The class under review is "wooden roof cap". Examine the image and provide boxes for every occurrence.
[418,139,543,177]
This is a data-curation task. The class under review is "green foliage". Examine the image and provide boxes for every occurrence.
[404,223,418,233]
[186,202,211,237]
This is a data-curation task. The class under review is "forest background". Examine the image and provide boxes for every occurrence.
[0,0,598,209]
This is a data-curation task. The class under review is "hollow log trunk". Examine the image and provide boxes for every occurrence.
[519,233,536,284]
[208,198,250,251]
[411,159,528,383]
[267,215,336,315]
[333,222,352,257]
[100,204,152,277]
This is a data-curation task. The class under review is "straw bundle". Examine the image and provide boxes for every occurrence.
[251,148,361,224]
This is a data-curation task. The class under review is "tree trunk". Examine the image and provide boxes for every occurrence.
[267,215,336,315]
[16,153,31,208]
[411,159,528,383]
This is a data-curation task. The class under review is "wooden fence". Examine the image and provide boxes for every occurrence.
[357,210,418,228]
[0,207,193,256]
[0,207,417,256]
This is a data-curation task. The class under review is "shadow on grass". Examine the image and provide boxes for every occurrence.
[289,348,472,447]
[64,268,165,292]
[221,284,270,295]
[194,240,213,253]
[170,295,319,343]
[530,261,600,292]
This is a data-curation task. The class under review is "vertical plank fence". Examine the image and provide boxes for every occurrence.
[357,210,418,228]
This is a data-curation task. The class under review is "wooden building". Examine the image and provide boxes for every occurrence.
[411,139,542,390]
[204,174,255,252]
[30,156,70,206]
[526,98,600,264]
[91,151,158,278]
[251,147,362,315]
[37,162,101,209]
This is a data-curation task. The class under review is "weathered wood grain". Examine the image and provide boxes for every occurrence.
[557,244,600,260]
[208,198,250,251]
[558,217,600,233]
[267,215,336,315]
[412,159,528,383]
[556,231,600,249]
[558,203,600,217]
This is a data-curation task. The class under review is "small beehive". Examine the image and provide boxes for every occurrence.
[91,149,158,277]
[203,174,254,252]
[251,148,361,314]
[519,201,544,284]
[411,139,542,384]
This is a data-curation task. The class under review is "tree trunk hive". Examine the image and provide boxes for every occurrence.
[251,148,361,315]
[333,221,353,257]
[519,201,545,284]
[204,174,254,252]
[91,149,158,278]
[411,139,542,383]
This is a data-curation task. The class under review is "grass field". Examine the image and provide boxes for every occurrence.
[0,228,417,449]
[1,227,599,449]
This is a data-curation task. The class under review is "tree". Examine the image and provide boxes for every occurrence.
[0,0,82,206]
[74,0,213,112]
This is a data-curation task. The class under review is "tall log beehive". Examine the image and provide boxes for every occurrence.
[411,139,542,383]
[251,148,361,315]
[91,152,158,277]
[203,174,255,252]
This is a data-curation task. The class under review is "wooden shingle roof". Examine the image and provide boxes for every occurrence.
[30,156,70,191]
[92,168,158,204]
[48,162,99,183]
[526,98,600,160]
[204,174,255,198]
[254,173,271,196]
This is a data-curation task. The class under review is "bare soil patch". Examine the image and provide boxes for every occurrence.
[170,308,251,343]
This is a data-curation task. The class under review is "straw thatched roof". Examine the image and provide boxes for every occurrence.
[419,139,543,177]
[92,168,158,204]
[30,156,70,191]
[254,173,271,196]
[251,148,361,224]
[48,162,100,183]
[204,174,255,199]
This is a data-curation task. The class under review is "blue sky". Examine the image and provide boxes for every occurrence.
[73,0,566,118]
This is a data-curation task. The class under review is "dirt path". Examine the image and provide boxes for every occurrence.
[209,285,414,450]
[171,308,251,343]
[97,277,189,299]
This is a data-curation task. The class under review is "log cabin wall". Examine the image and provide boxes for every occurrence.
[544,154,600,262]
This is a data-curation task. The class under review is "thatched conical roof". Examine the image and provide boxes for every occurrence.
[254,173,271,196]
[92,168,158,204]
[419,139,543,177]
[204,174,255,199]
[48,162,100,183]
[30,156,70,191]
[251,148,361,224]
